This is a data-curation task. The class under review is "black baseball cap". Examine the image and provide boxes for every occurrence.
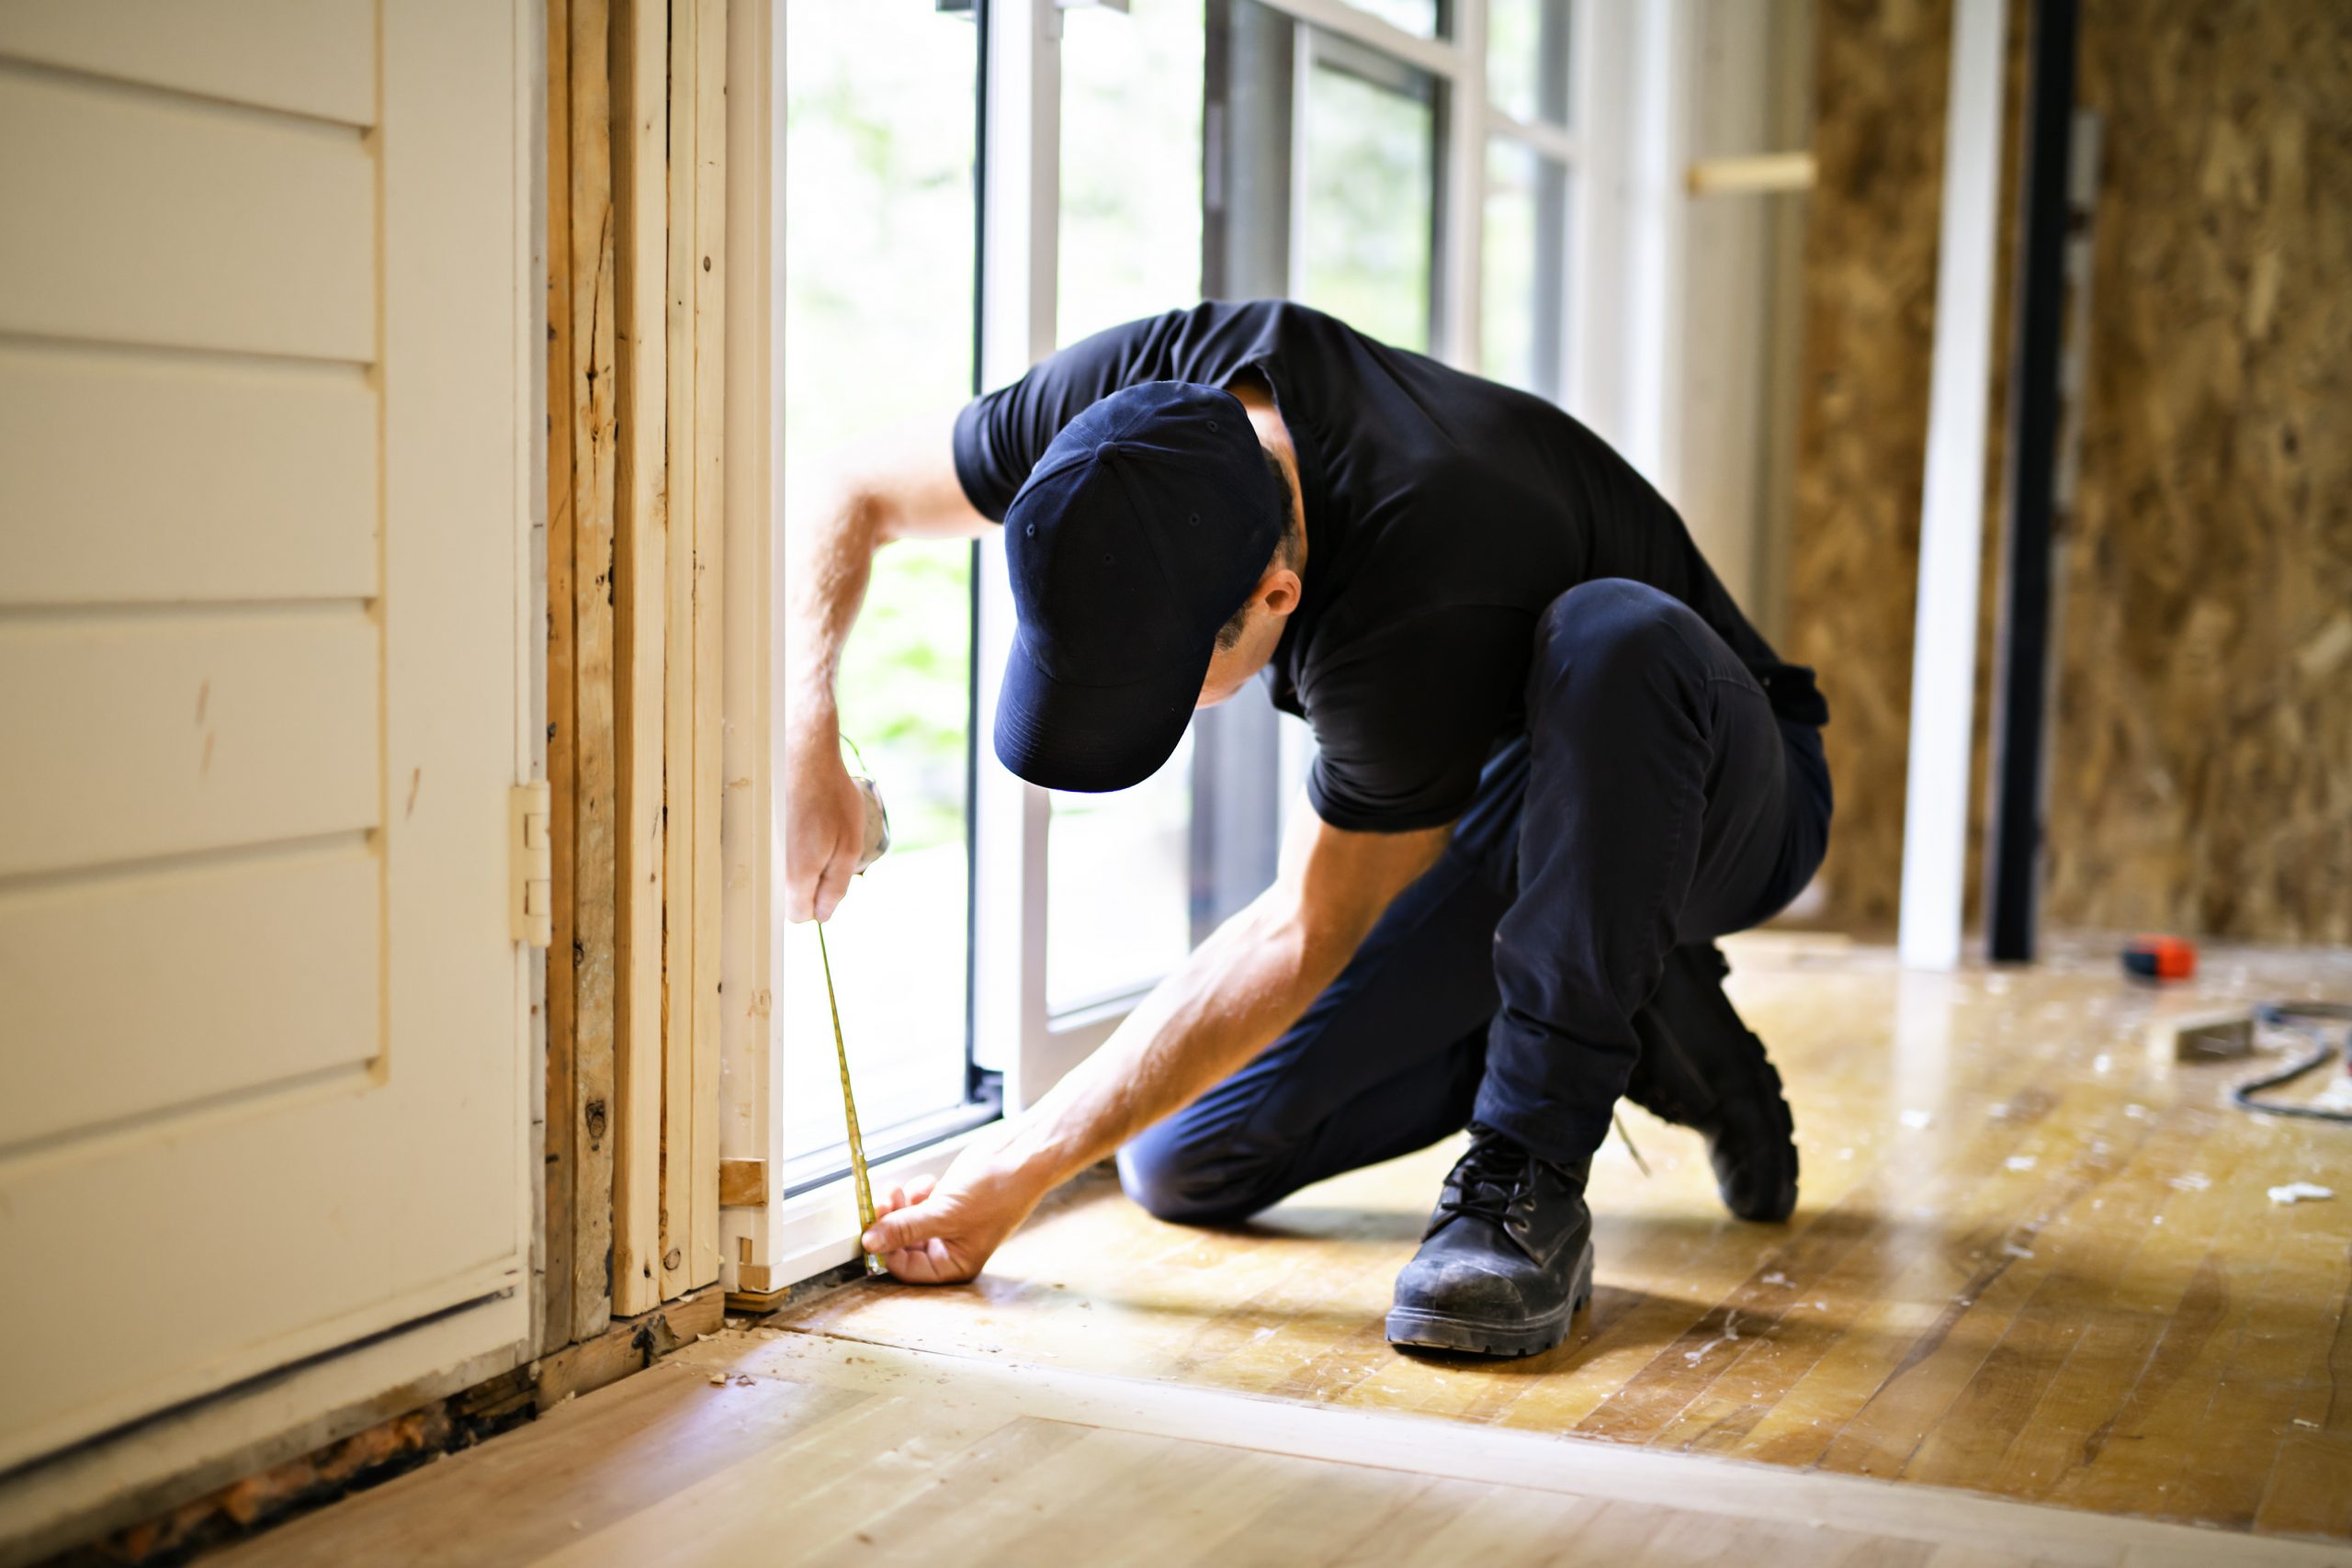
[995,381,1284,793]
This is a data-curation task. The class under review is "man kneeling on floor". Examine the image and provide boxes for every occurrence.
[786,301,1833,1358]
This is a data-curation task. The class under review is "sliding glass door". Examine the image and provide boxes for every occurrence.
[764,0,1586,1213]
[778,3,985,1185]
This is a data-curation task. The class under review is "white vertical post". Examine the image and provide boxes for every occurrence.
[1619,0,1690,500]
[1440,0,1487,370]
[1566,0,1688,498]
[1897,0,2008,971]
[972,0,1060,1105]
[1566,0,1620,431]
[718,0,781,1281]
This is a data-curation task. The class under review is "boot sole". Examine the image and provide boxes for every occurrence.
[1385,1240,1595,1359]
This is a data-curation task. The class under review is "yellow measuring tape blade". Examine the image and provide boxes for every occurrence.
[816,922,889,1278]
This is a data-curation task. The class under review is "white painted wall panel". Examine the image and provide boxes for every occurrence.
[0,0,375,126]
[0,66,374,361]
[0,0,533,1479]
[0,344,378,605]
[0,611,379,879]
[0,843,380,1150]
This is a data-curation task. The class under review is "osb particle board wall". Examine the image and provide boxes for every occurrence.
[1787,0,2352,944]
[2052,1,2352,942]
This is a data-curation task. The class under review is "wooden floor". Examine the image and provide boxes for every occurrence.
[215,1328,2346,1567]
[782,936,2352,1543]
[210,937,2352,1564]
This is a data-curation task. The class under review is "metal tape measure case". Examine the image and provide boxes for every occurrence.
[850,775,890,874]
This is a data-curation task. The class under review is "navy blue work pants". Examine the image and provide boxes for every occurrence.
[1119,579,1833,1224]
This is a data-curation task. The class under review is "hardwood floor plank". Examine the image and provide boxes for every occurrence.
[1813,1101,2230,1481]
[214,940,2352,1564]
[223,1316,2352,1568]
[765,940,2352,1541]
[1379,1481,1610,1568]
[209,1364,863,1567]
[2250,1210,2352,1538]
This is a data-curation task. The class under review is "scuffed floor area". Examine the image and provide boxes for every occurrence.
[782,934,2352,1541]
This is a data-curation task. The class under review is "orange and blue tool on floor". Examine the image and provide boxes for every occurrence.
[2121,933,2197,981]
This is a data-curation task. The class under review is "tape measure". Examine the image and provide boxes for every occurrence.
[816,920,888,1277]
[820,773,893,1279]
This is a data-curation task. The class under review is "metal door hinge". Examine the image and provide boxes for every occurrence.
[512,781,552,947]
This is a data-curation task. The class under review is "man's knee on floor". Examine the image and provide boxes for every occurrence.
[1116,1131,1273,1227]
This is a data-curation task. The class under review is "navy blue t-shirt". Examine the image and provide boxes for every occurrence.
[953,299,1811,833]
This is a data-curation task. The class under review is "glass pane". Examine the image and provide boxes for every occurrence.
[780,2,978,1165]
[1487,0,1571,128]
[1059,0,1203,344]
[1047,0,1206,1015]
[1482,139,1569,400]
[1299,48,1436,354]
[1347,0,1443,40]
[1046,732,1197,1014]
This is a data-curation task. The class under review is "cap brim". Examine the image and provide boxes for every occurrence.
[992,631,1206,794]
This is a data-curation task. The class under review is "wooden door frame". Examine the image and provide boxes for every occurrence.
[543,0,727,1352]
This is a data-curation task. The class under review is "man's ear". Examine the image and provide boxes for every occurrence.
[1259,566,1304,619]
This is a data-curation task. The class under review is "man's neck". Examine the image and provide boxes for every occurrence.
[1227,372,1308,571]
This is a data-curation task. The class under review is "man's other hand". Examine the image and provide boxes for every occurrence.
[860,1139,1043,1283]
[783,747,868,924]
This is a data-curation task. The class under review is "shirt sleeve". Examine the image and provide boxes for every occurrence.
[949,313,1176,522]
[1302,608,1533,834]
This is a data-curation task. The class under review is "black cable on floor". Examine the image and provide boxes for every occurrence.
[2232,1001,2352,1123]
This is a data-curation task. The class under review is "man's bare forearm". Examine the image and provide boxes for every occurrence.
[782,476,880,756]
[988,887,1357,1192]
[782,410,990,757]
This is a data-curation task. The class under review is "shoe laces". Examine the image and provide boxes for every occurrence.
[1441,1128,1538,1227]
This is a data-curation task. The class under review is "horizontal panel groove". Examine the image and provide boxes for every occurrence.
[0,827,372,899]
[0,598,377,626]
[0,327,372,376]
[0,1059,374,1172]
[0,50,368,135]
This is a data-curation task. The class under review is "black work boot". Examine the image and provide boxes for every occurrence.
[1385,1125,1595,1358]
[1624,942,1799,1223]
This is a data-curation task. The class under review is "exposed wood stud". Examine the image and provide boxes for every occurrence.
[565,0,619,1346]
[686,0,729,1299]
[541,0,579,1358]
[659,0,701,1307]
[610,0,669,1321]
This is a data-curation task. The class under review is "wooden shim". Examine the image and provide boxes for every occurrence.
[718,1158,766,1209]
[659,0,699,1305]
[686,0,728,1292]
[1685,150,1817,196]
[566,0,618,1347]
[610,0,668,1320]
[540,0,578,1363]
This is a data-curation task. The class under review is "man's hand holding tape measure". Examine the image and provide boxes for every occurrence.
[858,1149,1040,1284]
[783,729,1073,1285]
[782,726,874,925]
